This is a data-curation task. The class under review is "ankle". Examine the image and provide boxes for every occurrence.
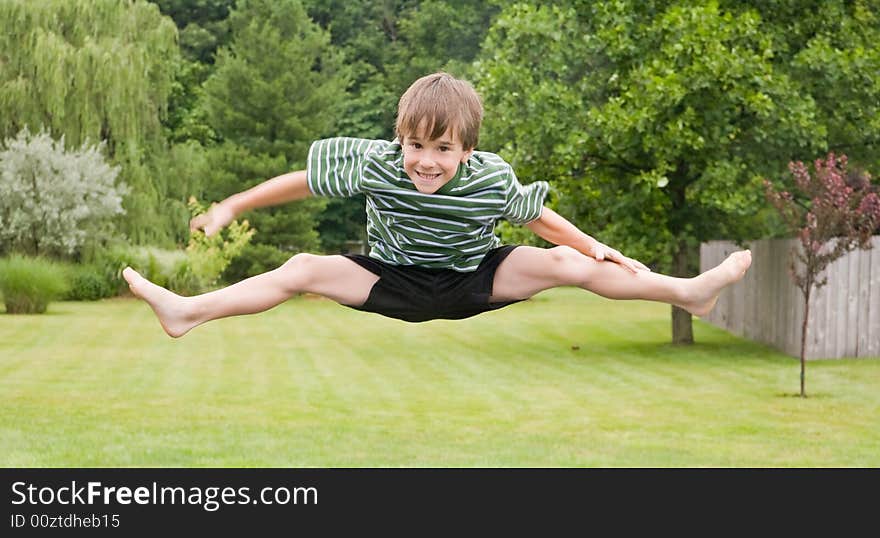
[677,277,704,307]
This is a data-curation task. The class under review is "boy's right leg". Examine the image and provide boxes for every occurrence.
[123,254,379,338]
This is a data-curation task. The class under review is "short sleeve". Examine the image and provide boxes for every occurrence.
[306,137,379,197]
[502,166,550,224]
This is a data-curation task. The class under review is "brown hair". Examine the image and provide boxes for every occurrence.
[395,72,483,150]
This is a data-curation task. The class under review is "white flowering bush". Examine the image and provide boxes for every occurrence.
[0,128,128,257]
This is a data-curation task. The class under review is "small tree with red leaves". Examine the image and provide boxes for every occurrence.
[765,153,880,397]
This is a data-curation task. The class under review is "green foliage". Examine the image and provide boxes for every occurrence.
[0,255,69,314]
[148,141,215,245]
[305,0,502,141]
[385,0,503,101]
[163,57,218,146]
[152,0,234,63]
[0,128,127,258]
[495,221,550,248]
[0,0,183,247]
[194,0,342,253]
[221,243,293,283]
[65,264,118,301]
[0,0,178,149]
[202,0,349,162]
[86,243,187,297]
[723,0,880,169]
[178,197,255,293]
[317,197,367,253]
[477,1,880,342]
[477,0,880,264]
[197,142,325,253]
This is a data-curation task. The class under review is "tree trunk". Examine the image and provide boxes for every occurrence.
[671,240,693,344]
[799,288,811,398]
[29,166,41,256]
[672,305,693,345]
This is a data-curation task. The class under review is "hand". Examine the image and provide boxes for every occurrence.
[590,240,651,274]
[190,202,235,237]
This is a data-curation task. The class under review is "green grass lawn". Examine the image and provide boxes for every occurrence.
[1,287,878,467]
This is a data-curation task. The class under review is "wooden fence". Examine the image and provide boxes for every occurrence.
[699,237,880,360]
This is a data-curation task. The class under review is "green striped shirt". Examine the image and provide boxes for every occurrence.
[307,137,549,272]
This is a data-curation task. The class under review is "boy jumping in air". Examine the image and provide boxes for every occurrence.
[123,72,751,337]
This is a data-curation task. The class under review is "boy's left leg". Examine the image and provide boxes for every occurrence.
[490,246,751,316]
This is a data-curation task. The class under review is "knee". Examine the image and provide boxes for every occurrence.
[547,246,593,286]
[278,253,320,291]
[283,252,318,266]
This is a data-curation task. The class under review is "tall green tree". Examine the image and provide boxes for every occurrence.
[151,0,236,145]
[200,0,349,253]
[0,0,181,245]
[477,1,880,343]
[152,0,234,63]
[305,0,503,140]
[203,0,348,161]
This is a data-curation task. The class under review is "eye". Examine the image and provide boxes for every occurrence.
[410,142,422,149]
[439,146,450,152]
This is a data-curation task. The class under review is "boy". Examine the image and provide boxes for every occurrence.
[124,72,751,337]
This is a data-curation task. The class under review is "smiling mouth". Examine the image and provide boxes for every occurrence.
[416,171,442,181]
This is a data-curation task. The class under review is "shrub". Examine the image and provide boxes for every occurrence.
[73,195,254,298]
[182,197,254,292]
[166,258,202,297]
[64,264,117,301]
[0,255,69,313]
[89,245,186,296]
[221,243,291,283]
[0,128,127,257]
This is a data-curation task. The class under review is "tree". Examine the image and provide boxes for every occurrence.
[151,0,234,63]
[151,0,236,145]
[200,0,350,254]
[385,0,503,109]
[197,142,324,254]
[203,0,349,161]
[476,1,880,343]
[0,0,183,246]
[727,0,880,170]
[0,128,127,257]
[765,154,880,397]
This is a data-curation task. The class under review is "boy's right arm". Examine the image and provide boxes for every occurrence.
[190,170,311,236]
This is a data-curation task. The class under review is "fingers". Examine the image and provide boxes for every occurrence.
[189,212,218,236]
[615,255,639,274]
[190,214,212,235]
[602,249,649,274]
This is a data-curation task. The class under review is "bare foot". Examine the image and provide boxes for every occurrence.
[122,267,198,338]
[681,250,752,317]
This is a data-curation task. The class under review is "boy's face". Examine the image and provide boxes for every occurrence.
[401,126,473,194]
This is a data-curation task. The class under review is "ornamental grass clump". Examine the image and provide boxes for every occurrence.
[0,255,69,314]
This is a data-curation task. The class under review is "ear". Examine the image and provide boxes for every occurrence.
[461,148,474,163]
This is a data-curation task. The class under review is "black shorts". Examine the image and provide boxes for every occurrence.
[343,245,523,323]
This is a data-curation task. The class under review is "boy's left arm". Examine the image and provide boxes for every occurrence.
[525,206,650,274]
